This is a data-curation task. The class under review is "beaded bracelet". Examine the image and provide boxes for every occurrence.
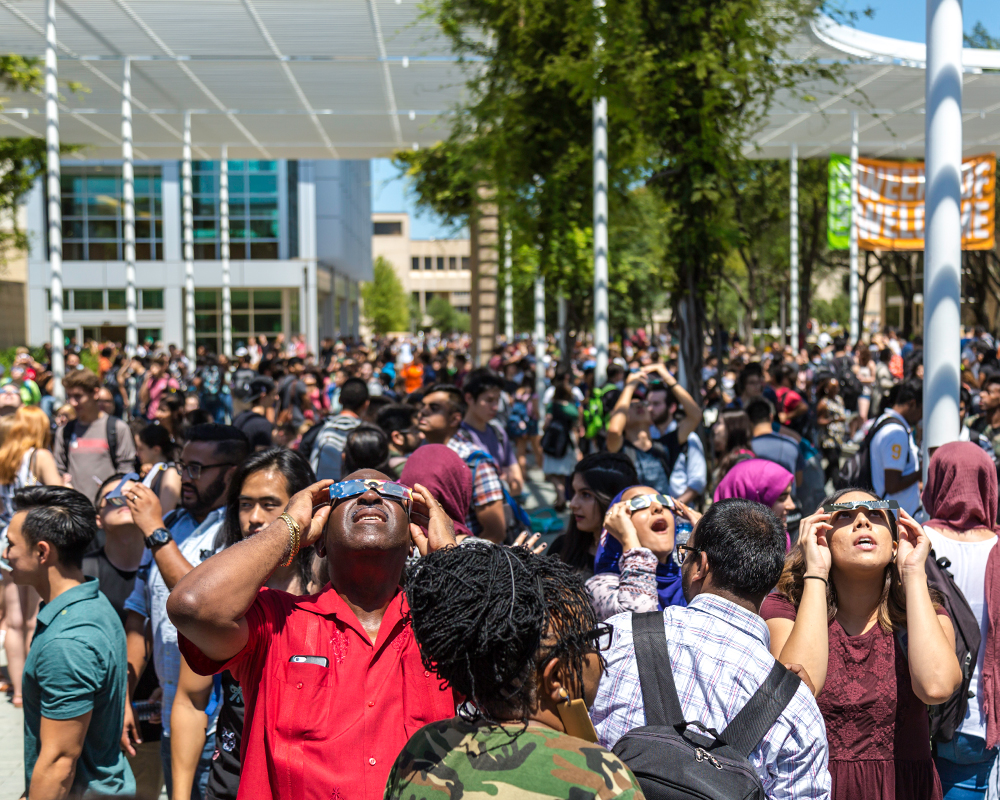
[278,512,301,567]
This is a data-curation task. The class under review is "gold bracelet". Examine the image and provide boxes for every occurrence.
[279,512,301,567]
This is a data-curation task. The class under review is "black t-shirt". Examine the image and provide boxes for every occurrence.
[206,670,244,800]
[82,547,162,742]
[233,410,273,450]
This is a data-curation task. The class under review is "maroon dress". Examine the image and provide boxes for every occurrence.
[761,593,944,800]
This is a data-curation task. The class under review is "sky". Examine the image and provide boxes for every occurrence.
[373,2,1000,241]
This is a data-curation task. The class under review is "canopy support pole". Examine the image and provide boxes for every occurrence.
[593,0,609,387]
[849,112,860,345]
[183,112,195,363]
[220,145,232,358]
[789,143,799,351]
[504,226,514,341]
[122,56,137,358]
[45,0,64,400]
[923,0,963,459]
[534,274,546,401]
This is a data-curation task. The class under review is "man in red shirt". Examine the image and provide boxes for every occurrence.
[167,471,457,800]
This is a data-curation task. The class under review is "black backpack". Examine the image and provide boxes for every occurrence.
[834,415,906,493]
[833,356,863,413]
[612,611,802,800]
[541,416,571,458]
[922,551,981,743]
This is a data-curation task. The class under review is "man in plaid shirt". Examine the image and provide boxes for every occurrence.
[592,498,831,800]
[417,384,508,543]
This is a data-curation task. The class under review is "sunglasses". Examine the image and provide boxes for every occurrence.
[626,492,675,512]
[329,479,413,515]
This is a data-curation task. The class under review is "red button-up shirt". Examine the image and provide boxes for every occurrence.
[178,585,455,800]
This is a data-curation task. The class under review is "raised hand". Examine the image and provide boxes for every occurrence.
[797,509,833,580]
[896,508,930,580]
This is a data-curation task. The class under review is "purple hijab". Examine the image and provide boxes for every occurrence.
[714,459,794,550]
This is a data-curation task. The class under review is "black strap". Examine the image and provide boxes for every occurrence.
[721,661,801,758]
[631,611,685,729]
[106,416,119,472]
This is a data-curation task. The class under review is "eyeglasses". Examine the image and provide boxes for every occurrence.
[329,479,413,515]
[585,623,614,652]
[175,461,236,480]
[673,543,704,568]
[626,493,675,512]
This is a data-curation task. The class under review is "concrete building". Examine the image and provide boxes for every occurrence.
[371,211,471,321]
[24,159,371,352]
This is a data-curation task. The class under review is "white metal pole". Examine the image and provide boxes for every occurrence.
[923,0,963,457]
[534,274,546,401]
[504,227,514,341]
[593,0,609,387]
[45,0,64,401]
[849,111,860,345]
[122,57,137,358]
[789,143,800,351]
[182,112,195,363]
[220,146,232,358]
[558,294,567,358]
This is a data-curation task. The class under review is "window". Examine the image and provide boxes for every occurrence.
[411,257,420,271]
[461,257,471,270]
[190,160,280,260]
[437,257,445,271]
[373,221,403,236]
[141,289,164,310]
[449,257,457,270]
[74,290,103,310]
[107,290,126,310]
[424,257,433,271]
[60,167,163,260]
[190,288,289,354]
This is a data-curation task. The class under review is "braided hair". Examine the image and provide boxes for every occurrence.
[406,541,599,725]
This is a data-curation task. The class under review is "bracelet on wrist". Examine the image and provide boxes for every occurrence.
[803,574,828,586]
[278,512,301,568]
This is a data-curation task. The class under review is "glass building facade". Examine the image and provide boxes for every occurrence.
[192,160,280,260]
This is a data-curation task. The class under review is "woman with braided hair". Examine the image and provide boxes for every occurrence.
[385,541,644,799]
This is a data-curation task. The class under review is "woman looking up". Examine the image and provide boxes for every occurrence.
[386,542,643,799]
[762,489,962,800]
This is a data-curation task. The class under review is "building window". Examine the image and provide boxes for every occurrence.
[461,257,471,270]
[141,289,164,310]
[437,257,445,271]
[59,167,163,261]
[191,288,288,354]
[411,257,420,271]
[449,257,457,270]
[424,257,433,271]
[287,160,299,259]
[190,160,280,260]
[373,221,403,235]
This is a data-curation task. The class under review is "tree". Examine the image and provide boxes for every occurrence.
[427,295,470,334]
[361,257,409,334]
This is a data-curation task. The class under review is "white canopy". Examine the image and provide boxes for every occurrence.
[749,15,1000,160]
[0,0,466,160]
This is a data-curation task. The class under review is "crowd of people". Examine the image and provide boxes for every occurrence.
[2,323,1000,799]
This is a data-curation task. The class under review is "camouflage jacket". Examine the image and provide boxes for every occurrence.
[384,718,645,800]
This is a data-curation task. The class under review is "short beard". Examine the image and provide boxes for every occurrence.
[183,471,228,517]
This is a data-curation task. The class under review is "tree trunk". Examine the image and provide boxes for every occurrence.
[677,266,705,398]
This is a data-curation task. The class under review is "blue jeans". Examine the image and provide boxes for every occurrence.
[161,733,215,800]
[936,732,998,800]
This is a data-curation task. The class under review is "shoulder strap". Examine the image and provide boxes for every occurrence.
[631,611,686,729]
[106,416,119,472]
[720,660,801,758]
[62,419,76,452]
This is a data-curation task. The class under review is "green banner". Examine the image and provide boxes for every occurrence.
[827,154,851,250]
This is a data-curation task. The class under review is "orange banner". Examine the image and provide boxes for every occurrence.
[855,154,995,251]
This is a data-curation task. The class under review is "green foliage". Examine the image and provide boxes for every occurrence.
[813,295,851,328]
[361,257,410,334]
[0,346,46,376]
[965,22,1000,49]
[427,296,470,334]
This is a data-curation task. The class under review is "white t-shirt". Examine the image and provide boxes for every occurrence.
[542,385,584,408]
[925,526,997,740]
[869,410,921,515]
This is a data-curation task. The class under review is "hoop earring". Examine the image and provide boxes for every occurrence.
[554,687,599,743]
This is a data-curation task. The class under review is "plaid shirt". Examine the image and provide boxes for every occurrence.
[593,594,831,800]
[446,438,505,536]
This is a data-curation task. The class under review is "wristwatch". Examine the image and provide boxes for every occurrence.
[144,527,173,549]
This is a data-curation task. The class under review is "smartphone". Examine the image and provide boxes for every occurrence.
[289,655,329,667]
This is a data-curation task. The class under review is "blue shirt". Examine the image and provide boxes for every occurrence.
[23,578,135,796]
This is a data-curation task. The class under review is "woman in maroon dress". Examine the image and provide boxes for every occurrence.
[761,488,962,800]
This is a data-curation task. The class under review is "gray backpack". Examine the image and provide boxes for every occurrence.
[612,611,802,800]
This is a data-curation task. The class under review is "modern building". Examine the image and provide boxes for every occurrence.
[371,211,471,320]
[24,159,371,352]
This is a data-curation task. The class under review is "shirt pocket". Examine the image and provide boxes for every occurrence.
[401,649,453,738]
[272,661,341,742]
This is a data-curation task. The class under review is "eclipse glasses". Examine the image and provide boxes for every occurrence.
[626,492,675,512]
[328,479,413,516]
[821,499,899,539]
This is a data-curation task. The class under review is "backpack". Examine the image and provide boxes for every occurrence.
[541,416,571,458]
[833,356,863,413]
[833,415,907,493]
[309,415,361,481]
[613,611,802,800]
[583,385,617,439]
[922,551,982,743]
[62,417,120,473]
[505,397,530,441]
[463,449,531,543]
